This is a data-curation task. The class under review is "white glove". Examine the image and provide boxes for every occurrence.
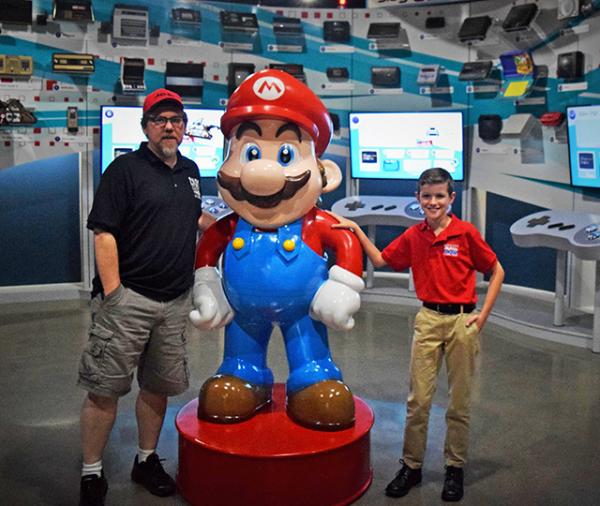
[189,267,235,330]
[310,265,364,331]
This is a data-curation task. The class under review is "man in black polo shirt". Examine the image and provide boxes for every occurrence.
[77,88,214,506]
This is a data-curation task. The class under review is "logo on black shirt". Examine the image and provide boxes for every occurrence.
[188,177,201,199]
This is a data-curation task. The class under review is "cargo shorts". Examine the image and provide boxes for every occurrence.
[77,284,192,398]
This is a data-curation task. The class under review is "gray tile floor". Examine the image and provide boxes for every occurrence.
[1,297,599,505]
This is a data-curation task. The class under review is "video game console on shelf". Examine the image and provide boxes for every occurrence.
[540,112,565,127]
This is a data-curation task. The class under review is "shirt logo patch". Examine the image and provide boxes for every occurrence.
[443,243,459,257]
[188,177,201,200]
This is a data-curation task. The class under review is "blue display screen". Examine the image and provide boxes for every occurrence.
[567,105,600,188]
[349,111,464,181]
[100,105,225,177]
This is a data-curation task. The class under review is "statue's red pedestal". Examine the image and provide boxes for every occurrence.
[176,383,374,506]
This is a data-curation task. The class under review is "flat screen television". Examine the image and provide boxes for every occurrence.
[100,105,224,177]
[567,104,600,188]
[349,111,464,180]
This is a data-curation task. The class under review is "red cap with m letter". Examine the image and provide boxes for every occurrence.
[221,69,333,157]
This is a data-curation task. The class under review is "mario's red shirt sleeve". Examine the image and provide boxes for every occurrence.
[194,214,238,268]
[304,209,363,277]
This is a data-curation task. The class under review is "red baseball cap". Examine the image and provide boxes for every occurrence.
[221,69,333,157]
[143,88,184,114]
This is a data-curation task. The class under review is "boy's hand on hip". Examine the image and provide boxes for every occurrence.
[465,314,482,332]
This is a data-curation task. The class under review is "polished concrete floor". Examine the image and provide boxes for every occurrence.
[1,297,599,506]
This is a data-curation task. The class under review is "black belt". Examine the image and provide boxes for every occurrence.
[423,302,476,315]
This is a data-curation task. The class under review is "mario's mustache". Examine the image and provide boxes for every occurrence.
[217,171,311,209]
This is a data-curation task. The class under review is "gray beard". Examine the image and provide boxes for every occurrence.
[158,145,178,159]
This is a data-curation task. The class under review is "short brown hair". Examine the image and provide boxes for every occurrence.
[417,167,454,195]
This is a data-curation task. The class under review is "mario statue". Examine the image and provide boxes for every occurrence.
[189,69,364,431]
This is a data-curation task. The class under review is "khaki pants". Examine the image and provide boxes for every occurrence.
[403,307,480,469]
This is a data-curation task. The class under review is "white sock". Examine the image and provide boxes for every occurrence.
[81,460,102,478]
[137,448,156,463]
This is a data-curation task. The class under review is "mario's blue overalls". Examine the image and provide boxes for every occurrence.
[218,216,344,394]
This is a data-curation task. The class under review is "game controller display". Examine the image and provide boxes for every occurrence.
[574,224,600,244]
[332,196,425,227]
[405,201,426,219]
[512,209,600,352]
[201,195,231,219]
[511,210,600,260]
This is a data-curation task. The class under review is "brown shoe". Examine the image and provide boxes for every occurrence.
[197,374,271,423]
[286,380,355,430]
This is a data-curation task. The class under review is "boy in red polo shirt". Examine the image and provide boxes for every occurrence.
[333,168,504,502]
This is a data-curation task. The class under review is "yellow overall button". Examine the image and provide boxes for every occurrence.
[283,239,296,252]
[232,237,245,250]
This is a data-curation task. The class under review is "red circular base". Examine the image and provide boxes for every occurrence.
[176,383,374,506]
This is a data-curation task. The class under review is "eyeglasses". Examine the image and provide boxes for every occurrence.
[148,115,185,127]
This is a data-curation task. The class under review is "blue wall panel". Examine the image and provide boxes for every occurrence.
[486,192,556,291]
[0,155,81,286]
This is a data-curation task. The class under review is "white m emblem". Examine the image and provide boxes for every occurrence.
[253,76,285,101]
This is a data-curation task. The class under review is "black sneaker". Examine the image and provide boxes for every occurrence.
[131,453,176,497]
[79,471,108,506]
[442,466,464,502]
[385,461,422,497]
